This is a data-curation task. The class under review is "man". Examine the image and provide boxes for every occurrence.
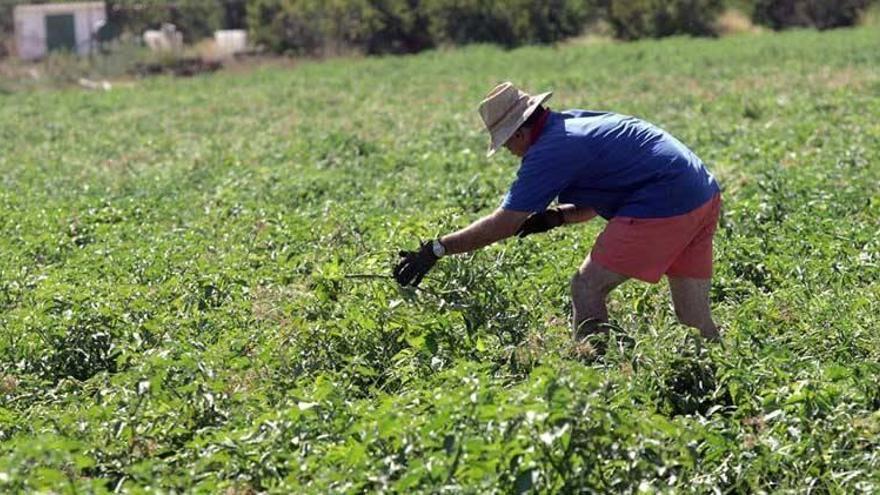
[394,82,722,341]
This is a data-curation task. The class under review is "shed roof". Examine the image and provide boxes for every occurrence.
[13,2,105,15]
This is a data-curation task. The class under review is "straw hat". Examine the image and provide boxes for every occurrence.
[478,82,553,157]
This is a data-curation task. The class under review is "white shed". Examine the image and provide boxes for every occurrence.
[214,30,248,57]
[13,2,106,60]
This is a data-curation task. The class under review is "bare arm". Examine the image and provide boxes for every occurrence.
[558,204,597,224]
[440,208,530,255]
[393,204,595,287]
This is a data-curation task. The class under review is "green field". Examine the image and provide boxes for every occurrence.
[1,27,879,492]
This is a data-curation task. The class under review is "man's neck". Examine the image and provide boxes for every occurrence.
[528,110,551,146]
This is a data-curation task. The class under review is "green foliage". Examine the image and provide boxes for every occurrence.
[105,0,225,42]
[0,43,216,91]
[751,0,872,29]
[245,0,373,55]
[360,0,435,54]
[0,27,879,492]
[426,0,596,47]
[246,0,596,55]
[606,0,726,39]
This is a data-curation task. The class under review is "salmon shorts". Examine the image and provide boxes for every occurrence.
[591,193,722,283]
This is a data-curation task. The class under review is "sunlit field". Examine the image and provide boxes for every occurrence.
[0,26,878,492]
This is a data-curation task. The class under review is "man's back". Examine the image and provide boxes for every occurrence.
[503,110,720,219]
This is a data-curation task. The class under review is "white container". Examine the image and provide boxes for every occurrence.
[13,2,106,60]
[143,23,183,53]
[214,29,247,57]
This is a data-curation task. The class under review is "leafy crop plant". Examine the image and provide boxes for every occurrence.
[0,26,878,493]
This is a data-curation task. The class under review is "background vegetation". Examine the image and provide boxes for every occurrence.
[751,0,873,30]
[1,25,878,492]
[243,0,879,54]
[1,0,879,58]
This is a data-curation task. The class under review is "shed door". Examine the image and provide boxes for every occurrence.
[45,14,77,53]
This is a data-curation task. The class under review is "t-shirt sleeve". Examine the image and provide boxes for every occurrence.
[501,150,575,213]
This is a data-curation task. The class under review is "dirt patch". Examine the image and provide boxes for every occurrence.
[715,9,764,36]
[131,57,223,78]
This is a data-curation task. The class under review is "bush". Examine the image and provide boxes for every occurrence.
[606,0,725,40]
[359,0,434,55]
[427,0,596,47]
[751,0,872,30]
[246,0,375,55]
[106,0,225,43]
[247,0,598,55]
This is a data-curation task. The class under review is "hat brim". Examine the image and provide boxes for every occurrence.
[487,91,553,158]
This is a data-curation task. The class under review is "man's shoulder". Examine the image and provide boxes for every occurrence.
[554,109,628,135]
[523,119,588,168]
[522,110,627,165]
[558,109,615,119]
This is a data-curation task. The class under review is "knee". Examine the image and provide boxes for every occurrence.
[571,271,610,300]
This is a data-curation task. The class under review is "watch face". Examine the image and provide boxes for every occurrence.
[432,240,446,257]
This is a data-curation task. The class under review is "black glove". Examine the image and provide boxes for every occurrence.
[393,241,439,287]
[516,208,565,238]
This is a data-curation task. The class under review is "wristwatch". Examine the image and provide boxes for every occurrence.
[432,239,447,258]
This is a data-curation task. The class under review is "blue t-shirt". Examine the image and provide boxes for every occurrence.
[501,110,720,219]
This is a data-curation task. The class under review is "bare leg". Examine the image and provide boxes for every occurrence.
[570,256,629,339]
[668,276,720,341]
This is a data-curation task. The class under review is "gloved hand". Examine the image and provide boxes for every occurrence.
[516,208,564,238]
[393,241,439,287]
